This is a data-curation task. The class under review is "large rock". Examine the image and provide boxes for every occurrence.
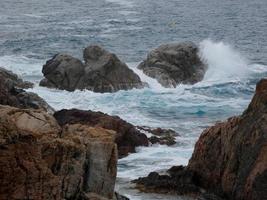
[138,42,207,87]
[54,109,149,158]
[187,78,267,200]
[0,105,118,199]
[40,45,145,93]
[0,69,54,113]
[133,79,267,200]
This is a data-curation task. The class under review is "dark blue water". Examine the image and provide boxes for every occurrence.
[1,0,267,199]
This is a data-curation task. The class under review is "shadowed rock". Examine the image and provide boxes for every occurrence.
[54,109,149,158]
[138,42,207,87]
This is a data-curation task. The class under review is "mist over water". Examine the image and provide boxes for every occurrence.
[1,0,267,199]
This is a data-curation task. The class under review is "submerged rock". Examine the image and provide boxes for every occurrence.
[54,109,149,158]
[138,42,207,87]
[0,105,118,200]
[40,45,145,93]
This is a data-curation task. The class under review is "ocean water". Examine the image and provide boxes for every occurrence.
[1,0,267,199]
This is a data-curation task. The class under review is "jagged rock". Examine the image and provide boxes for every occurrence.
[0,71,54,113]
[40,45,145,93]
[0,67,33,89]
[137,126,179,146]
[187,78,267,200]
[0,105,118,200]
[138,42,207,87]
[54,109,149,158]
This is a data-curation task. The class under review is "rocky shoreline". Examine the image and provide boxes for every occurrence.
[0,42,266,200]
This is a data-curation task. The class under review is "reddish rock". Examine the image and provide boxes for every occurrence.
[0,105,118,200]
[188,78,267,200]
[54,109,149,158]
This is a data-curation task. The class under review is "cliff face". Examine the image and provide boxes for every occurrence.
[188,79,267,200]
[0,105,117,200]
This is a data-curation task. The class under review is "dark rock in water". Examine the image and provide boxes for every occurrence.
[0,69,54,113]
[40,45,146,93]
[133,165,201,195]
[138,42,207,87]
[0,67,33,89]
[187,78,267,200]
[114,192,130,200]
[54,109,149,158]
[40,54,85,91]
[137,126,179,146]
[0,105,118,200]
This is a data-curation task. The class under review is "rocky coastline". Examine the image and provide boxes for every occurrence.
[0,42,266,200]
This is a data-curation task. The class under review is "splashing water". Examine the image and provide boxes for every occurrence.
[199,39,249,84]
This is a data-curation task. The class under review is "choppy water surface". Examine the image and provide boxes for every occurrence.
[1,0,267,199]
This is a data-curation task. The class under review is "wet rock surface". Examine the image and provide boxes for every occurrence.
[54,109,149,158]
[138,42,207,87]
[40,45,145,93]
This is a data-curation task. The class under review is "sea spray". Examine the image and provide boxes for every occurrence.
[199,39,249,84]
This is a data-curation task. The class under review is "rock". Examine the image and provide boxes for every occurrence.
[40,45,145,93]
[0,71,54,113]
[138,42,207,87]
[0,105,118,200]
[54,109,149,158]
[40,54,85,91]
[137,126,178,146]
[0,67,33,89]
[187,78,267,200]
[133,166,201,195]
[114,192,130,200]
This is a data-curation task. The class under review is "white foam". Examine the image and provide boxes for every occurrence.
[105,0,134,7]
[199,39,249,84]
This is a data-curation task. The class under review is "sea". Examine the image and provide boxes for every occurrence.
[1,0,267,199]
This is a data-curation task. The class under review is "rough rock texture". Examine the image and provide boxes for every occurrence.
[0,67,33,89]
[187,78,267,200]
[54,109,149,158]
[134,79,267,200]
[0,105,118,200]
[0,71,54,113]
[40,45,145,93]
[138,42,207,87]
[137,126,178,146]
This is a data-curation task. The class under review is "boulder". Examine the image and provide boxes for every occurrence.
[0,70,54,113]
[0,105,118,200]
[54,109,149,158]
[40,45,145,93]
[138,42,207,87]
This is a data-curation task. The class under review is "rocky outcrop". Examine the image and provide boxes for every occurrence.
[0,68,54,113]
[138,42,207,87]
[0,67,33,89]
[134,79,267,200]
[54,109,149,158]
[40,45,145,93]
[187,78,267,200]
[0,105,118,200]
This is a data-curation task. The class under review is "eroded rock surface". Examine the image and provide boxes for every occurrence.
[54,109,149,158]
[138,42,207,87]
[0,105,118,200]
